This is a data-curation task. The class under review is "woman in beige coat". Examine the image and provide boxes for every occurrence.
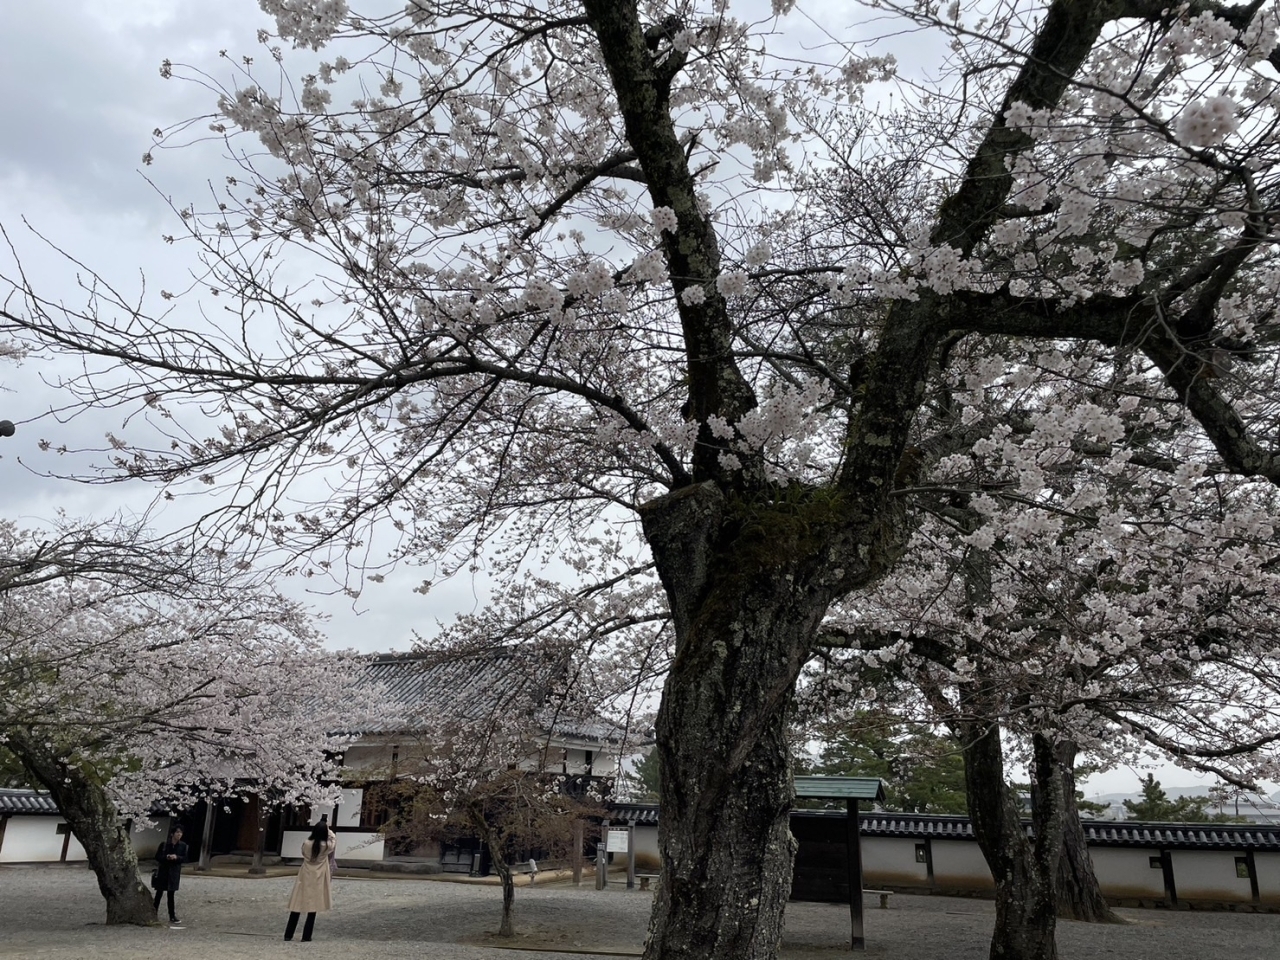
[284,822,336,942]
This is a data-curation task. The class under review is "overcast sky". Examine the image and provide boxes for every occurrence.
[2,1,1269,800]
[0,0,505,655]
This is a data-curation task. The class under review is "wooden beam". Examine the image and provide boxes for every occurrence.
[847,798,865,950]
[197,801,216,871]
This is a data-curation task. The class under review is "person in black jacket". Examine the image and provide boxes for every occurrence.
[153,824,188,924]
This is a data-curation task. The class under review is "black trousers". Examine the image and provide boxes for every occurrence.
[284,911,316,941]
[153,888,176,920]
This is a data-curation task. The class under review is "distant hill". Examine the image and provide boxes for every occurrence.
[1083,785,1280,821]
[1088,785,1280,803]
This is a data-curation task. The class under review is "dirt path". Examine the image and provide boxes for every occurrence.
[0,865,1276,959]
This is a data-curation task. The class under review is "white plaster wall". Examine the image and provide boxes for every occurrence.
[281,828,313,860]
[1170,849,1255,902]
[1089,847,1167,899]
[334,831,385,861]
[632,824,659,862]
[130,819,168,859]
[65,830,87,861]
[282,828,386,862]
[861,836,930,887]
[0,817,85,863]
[342,742,404,774]
[1254,851,1280,906]
[335,789,363,828]
[929,840,993,890]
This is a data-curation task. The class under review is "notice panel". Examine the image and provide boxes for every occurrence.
[606,829,630,853]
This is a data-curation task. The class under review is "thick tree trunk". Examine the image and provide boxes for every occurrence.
[1053,745,1122,924]
[961,720,1059,960]
[640,485,841,960]
[8,728,156,925]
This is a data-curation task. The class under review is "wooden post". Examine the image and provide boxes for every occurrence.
[57,822,72,862]
[1159,849,1178,907]
[847,798,865,950]
[626,820,636,889]
[572,820,584,886]
[599,818,610,889]
[197,802,216,871]
[248,800,267,875]
[1245,850,1261,904]
[595,842,607,890]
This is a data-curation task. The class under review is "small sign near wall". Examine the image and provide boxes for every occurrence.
[606,829,630,853]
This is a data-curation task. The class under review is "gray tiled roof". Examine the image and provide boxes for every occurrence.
[609,802,659,824]
[355,650,630,744]
[615,805,1280,851]
[858,813,978,839]
[1078,821,1280,849]
[858,813,1280,850]
[0,788,60,815]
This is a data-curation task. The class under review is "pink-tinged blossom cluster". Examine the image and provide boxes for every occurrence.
[258,0,348,50]
[801,336,1280,783]
[650,206,679,233]
[1175,96,1239,148]
[0,519,393,819]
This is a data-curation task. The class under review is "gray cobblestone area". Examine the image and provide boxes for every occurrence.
[1,865,1277,959]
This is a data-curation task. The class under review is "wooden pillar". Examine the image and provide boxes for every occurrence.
[847,798,865,950]
[58,822,72,862]
[197,802,216,871]
[626,821,636,889]
[1244,850,1261,904]
[1159,848,1177,908]
[598,818,610,889]
[248,800,267,875]
[572,820,584,886]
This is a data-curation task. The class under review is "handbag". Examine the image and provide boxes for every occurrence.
[150,868,159,890]
[328,846,338,877]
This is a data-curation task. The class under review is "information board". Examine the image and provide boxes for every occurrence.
[606,829,630,853]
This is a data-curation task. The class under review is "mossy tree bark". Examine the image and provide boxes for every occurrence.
[961,719,1064,960]
[639,484,854,960]
[1053,744,1123,924]
[8,728,156,925]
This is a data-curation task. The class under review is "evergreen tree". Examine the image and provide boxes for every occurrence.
[629,750,661,802]
[807,720,967,814]
[1122,775,1238,822]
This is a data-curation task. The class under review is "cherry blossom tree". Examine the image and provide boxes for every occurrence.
[371,719,608,938]
[0,516,382,925]
[803,345,1280,955]
[357,645,614,937]
[8,2,1280,957]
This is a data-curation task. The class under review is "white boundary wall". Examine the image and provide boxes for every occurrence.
[0,817,86,863]
[1088,847,1167,900]
[281,828,385,862]
[860,833,1280,907]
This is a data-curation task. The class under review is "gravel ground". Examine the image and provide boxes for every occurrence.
[0,864,1277,959]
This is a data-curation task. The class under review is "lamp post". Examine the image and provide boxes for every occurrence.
[0,420,13,438]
